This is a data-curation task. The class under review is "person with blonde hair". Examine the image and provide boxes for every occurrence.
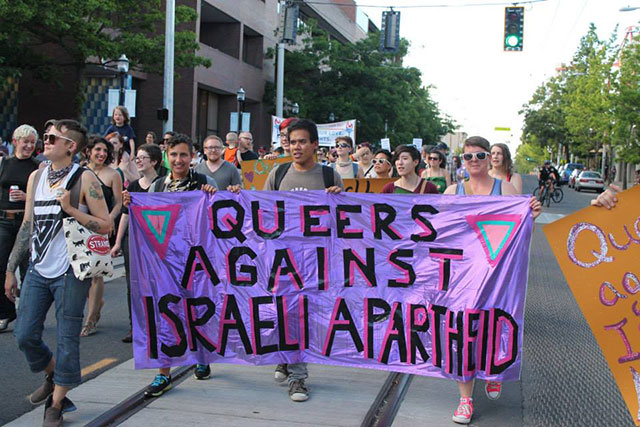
[0,124,41,331]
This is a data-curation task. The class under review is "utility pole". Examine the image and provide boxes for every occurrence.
[162,0,175,133]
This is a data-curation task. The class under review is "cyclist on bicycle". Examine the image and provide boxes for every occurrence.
[538,161,560,195]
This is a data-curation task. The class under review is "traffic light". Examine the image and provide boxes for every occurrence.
[380,10,401,52]
[504,7,524,52]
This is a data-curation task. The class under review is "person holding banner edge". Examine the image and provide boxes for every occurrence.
[444,136,542,424]
[229,118,343,402]
[123,134,217,397]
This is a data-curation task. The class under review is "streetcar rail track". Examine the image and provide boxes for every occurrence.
[85,368,413,427]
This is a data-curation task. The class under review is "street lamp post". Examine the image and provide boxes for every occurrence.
[292,102,299,116]
[117,54,129,107]
[236,87,246,133]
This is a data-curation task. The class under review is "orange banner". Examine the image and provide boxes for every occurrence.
[544,185,640,424]
[343,178,395,193]
[240,157,291,190]
[241,158,394,193]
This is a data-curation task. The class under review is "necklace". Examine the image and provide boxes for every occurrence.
[337,161,352,167]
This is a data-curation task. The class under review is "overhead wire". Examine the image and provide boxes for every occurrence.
[292,0,548,8]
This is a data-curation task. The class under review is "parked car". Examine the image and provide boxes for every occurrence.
[568,168,583,188]
[560,162,584,185]
[575,171,604,193]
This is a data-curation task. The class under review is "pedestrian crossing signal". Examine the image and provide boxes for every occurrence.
[504,7,524,52]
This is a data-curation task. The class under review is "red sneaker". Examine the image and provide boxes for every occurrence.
[452,397,473,424]
[485,380,502,400]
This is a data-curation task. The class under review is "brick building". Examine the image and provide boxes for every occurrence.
[2,0,374,150]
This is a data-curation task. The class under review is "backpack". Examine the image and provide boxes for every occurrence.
[273,162,335,190]
[330,161,359,178]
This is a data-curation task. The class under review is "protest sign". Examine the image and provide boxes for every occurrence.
[381,138,391,151]
[412,138,423,150]
[544,186,640,424]
[241,157,291,190]
[129,191,533,381]
[343,178,395,193]
[271,116,356,147]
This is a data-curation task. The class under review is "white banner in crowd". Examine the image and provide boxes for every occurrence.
[271,116,357,147]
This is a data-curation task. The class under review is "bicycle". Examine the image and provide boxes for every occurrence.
[534,179,562,206]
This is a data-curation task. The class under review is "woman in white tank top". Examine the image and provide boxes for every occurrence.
[4,120,112,424]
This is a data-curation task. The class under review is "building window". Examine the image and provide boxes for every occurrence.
[199,3,241,59]
[242,25,264,69]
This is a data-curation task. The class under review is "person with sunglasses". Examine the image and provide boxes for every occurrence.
[444,136,541,425]
[331,136,363,179]
[421,147,451,193]
[194,135,241,189]
[371,149,394,178]
[5,120,112,426]
[382,145,439,194]
[0,125,41,332]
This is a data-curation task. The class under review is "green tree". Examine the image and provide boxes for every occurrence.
[562,24,615,158]
[266,25,454,146]
[611,34,640,168]
[514,142,547,174]
[520,75,570,160]
[0,0,210,110]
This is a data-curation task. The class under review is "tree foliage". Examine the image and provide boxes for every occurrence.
[0,0,210,87]
[266,25,454,147]
[520,24,618,163]
[514,142,546,174]
[611,33,640,165]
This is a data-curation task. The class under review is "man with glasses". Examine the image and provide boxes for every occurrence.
[235,131,258,168]
[195,135,241,189]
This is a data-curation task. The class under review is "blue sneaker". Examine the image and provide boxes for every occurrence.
[144,374,172,398]
[194,364,211,380]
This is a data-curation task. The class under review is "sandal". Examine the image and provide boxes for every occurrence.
[80,321,97,337]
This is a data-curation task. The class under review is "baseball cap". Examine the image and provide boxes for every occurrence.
[280,117,297,131]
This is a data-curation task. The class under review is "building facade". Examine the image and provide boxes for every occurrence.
[4,0,374,150]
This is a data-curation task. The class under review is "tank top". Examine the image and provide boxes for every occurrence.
[456,178,502,196]
[31,164,88,278]
[424,176,447,194]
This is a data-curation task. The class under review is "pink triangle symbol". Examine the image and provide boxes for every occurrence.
[130,204,181,259]
[466,214,523,267]
[149,215,165,237]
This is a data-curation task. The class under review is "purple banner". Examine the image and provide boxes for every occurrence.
[129,191,533,381]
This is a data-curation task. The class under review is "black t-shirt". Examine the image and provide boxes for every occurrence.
[0,156,40,210]
[239,150,259,163]
[121,177,159,215]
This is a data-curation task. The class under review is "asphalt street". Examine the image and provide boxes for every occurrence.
[0,175,633,426]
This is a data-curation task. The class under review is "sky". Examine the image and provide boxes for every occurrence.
[355,0,640,153]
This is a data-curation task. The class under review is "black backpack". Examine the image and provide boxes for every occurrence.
[273,162,335,190]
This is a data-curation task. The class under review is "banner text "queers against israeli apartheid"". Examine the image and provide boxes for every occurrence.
[129,191,533,381]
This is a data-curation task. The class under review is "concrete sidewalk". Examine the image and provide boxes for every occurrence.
[7,359,522,426]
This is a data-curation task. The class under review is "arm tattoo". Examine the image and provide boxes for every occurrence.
[7,220,32,273]
[84,220,100,232]
[89,181,104,200]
